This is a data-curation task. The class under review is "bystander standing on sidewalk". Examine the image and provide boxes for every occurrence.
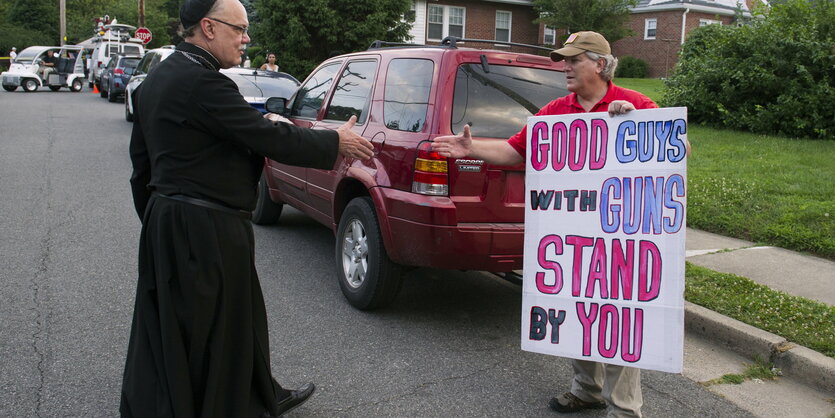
[9,47,17,62]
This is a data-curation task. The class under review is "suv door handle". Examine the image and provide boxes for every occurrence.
[370,131,385,154]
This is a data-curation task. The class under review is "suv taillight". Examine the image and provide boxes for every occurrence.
[114,68,124,75]
[412,141,448,196]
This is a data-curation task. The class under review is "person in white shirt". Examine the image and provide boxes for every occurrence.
[259,52,279,72]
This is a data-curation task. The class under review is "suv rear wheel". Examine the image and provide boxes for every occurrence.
[335,197,402,310]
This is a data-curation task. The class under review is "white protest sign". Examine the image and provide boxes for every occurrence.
[520,107,687,373]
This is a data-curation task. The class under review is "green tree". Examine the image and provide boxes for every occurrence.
[662,0,835,139]
[9,0,58,43]
[0,0,179,54]
[533,0,637,44]
[252,0,412,78]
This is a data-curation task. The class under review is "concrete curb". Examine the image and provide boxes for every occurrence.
[684,301,835,395]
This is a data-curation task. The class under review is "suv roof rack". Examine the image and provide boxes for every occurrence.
[440,37,554,53]
[367,40,445,50]
[366,37,554,54]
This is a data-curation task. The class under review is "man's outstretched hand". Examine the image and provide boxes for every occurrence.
[336,115,374,160]
[431,124,472,158]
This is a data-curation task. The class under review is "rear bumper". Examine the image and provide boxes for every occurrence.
[375,188,523,271]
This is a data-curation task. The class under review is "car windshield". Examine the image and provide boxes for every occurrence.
[13,49,46,64]
[451,64,568,139]
[226,72,299,100]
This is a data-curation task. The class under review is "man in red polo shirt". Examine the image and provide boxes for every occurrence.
[433,31,657,417]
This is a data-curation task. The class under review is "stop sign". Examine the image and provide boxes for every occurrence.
[135,27,153,45]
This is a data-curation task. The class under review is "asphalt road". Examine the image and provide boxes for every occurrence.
[0,87,755,417]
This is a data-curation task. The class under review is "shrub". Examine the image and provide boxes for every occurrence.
[251,56,265,70]
[615,56,648,78]
[661,0,835,140]
[0,24,52,61]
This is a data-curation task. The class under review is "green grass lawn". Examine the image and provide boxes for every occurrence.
[616,77,835,359]
[614,77,666,103]
[615,77,835,260]
[687,263,835,358]
[687,126,835,259]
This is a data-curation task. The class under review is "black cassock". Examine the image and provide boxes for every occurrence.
[122,42,338,417]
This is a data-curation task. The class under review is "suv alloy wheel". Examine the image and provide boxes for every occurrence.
[335,197,403,310]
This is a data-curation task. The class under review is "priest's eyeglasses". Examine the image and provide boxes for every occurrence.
[207,17,249,36]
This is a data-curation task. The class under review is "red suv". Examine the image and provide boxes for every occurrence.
[255,38,567,309]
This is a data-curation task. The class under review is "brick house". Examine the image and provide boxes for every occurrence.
[405,0,550,53]
[611,0,754,78]
[405,0,756,78]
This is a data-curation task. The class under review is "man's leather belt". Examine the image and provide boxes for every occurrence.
[154,193,252,220]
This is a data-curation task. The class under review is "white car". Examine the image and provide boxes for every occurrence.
[1,45,87,92]
[124,46,176,122]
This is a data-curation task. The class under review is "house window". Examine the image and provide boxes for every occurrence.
[428,5,466,40]
[448,6,464,38]
[644,18,657,40]
[495,11,511,42]
[543,26,556,45]
[699,18,721,26]
[405,0,416,22]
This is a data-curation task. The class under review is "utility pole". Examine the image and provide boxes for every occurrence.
[138,0,145,28]
[59,0,66,45]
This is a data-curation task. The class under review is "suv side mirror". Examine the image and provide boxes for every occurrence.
[265,97,289,115]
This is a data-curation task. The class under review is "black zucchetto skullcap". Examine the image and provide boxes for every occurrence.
[180,0,218,28]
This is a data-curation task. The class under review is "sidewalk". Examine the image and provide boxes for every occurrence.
[683,228,835,416]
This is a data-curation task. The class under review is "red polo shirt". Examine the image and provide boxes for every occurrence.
[507,81,657,156]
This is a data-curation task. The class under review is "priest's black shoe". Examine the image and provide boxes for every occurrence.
[275,383,316,416]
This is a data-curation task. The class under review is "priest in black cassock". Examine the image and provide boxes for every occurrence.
[120,0,374,415]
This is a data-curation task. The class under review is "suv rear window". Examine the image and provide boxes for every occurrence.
[384,58,433,133]
[124,45,142,56]
[451,64,568,139]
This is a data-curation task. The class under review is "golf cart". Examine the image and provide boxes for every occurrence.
[1,45,87,92]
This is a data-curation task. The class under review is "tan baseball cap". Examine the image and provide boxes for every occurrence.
[550,31,611,62]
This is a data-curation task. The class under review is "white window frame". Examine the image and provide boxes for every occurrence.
[543,25,556,45]
[699,18,722,27]
[495,10,512,43]
[644,18,657,40]
[427,5,466,41]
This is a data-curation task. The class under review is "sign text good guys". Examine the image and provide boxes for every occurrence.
[521,108,687,373]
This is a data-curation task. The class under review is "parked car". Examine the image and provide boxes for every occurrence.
[255,38,568,310]
[1,45,88,92]
[100,54,141,102]
[87,23,144,89]
[124,46,176,121]
[220,67,300,113]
